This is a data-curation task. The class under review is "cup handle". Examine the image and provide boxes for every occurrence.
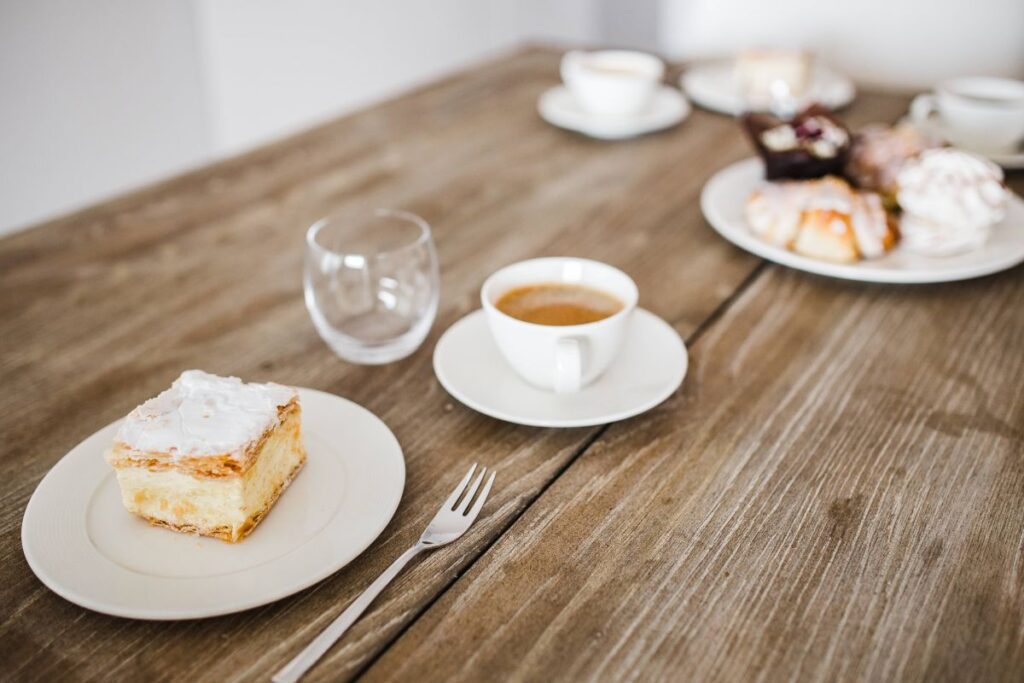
[554,337,582,394]
[910,93,937,123]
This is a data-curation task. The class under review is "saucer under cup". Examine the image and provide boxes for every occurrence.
[911,77,1024,153]
[538,85,690,140]
[434,308,687,428]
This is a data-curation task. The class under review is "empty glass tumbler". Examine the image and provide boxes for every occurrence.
[304,209,440,364]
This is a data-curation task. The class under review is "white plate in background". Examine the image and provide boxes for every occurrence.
[682,60,855,116]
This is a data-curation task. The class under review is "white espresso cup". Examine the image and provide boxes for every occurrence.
[911,76,1024,151]
[481,257,638,394]
[560,50,665,117]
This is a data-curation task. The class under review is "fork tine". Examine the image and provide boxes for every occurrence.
[442,463,477,511]
[456,467,487,514]
[465,471,495,523]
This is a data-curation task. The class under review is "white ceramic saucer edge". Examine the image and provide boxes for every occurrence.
[21,387,405,620]
[433,308,687,428]
[701,157,1024,284]
[537,85,690,140]
[904,116,1024,170]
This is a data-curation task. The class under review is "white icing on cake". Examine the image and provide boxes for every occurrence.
[897,148,1009,255]
[115,370,297,459]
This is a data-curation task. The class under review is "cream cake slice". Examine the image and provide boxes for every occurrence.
[104,370,306,543]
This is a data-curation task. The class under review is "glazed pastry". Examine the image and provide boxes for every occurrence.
[742,105,851,180]
[845,123,943,203]
[746,176,897,263]
[896,148,1009,255]
[104,370,306,542]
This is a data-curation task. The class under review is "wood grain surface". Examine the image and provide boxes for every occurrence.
[366,232,1024,680]
[0,45,1010,683]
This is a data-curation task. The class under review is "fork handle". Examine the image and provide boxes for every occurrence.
[272,543,426,683]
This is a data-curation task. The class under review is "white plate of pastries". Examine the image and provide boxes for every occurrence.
[701,110,1024,283]
[21,370,405,619]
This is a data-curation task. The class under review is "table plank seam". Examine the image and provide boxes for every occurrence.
[347,258,770,681]
[346,425,609,681]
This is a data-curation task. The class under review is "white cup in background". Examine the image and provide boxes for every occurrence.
[911,77,1024,152]
[481,258,638,394]
[560,50,665,117]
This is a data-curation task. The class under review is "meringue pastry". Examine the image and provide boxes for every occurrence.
[896,149,1009,255]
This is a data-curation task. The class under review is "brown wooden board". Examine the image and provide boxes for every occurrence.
[0,46,943,681]
[366,244,1024,682]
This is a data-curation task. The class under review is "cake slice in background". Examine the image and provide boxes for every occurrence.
[104,370,306,543]
[735,48,811,107]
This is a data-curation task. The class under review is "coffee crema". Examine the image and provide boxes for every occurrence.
[495,283,623,326]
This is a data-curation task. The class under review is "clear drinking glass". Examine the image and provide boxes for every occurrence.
[304,208,440,364]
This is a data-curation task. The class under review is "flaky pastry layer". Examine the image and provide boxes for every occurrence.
[106,399,300,478]
[136,456,305,542]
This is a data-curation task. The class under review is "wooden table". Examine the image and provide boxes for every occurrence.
[2,48,1022,682]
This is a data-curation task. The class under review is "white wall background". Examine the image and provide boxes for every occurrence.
[193,0,598,155]
[0,1,209,235]
[2,0,1022,236]
[0,0,599,235]
[660,0,1024,90]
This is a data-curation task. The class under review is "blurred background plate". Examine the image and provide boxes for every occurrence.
[682,60,856,115]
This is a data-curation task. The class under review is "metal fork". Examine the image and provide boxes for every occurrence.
[273,463,496,683]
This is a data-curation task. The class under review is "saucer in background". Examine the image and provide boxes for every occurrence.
[538,85,690,140]
[907,116,1024,170]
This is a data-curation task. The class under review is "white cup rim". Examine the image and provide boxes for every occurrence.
[481,257,638,331]
[562,50,665,82]
[306,208,432,259]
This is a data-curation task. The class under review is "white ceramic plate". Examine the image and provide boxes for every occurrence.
[682,60,855,116]
[908,115,1024,170]
[538,85,690,140]
[21,388,405,620]
[701,157,1024,283]
[434,309,687,428]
